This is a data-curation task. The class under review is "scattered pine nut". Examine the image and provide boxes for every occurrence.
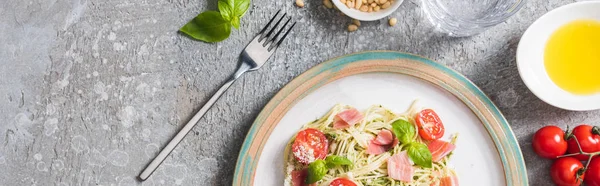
[355,0,362,9]
[379,0,388,4]
[323,0,333,8]
[296,0,305,7]
[370,3,377,7]
[352,19,361,27]
[368,6,373,12]
[373,6,380,11]
[389,18,397,26]
[348,24,358,32]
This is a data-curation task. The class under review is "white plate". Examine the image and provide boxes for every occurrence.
[331,0,403,21]
[516,1,600,111]
[257,73,504,185]
[233,51,527,185]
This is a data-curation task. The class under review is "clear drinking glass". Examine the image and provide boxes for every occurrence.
[421,0,527,37]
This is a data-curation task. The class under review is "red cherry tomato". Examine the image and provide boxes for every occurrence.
[532,126,568,159]
[292,128,328,164]
[585,157,600,186]
[329,178,357,186]
[415,109,445,140]
[551,157,585,186]
[567,125,600,160]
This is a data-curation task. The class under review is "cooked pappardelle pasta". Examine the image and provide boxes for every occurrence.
[283,102,458,186]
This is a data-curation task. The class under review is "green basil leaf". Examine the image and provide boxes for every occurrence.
[179,11,232,43]
[218,0,234,21]
[306,160,327,184]
[325,155,352,168]
[231,16,240,29]
[233,0,250,17]
[391,119,416,144]
[407,143,432,168]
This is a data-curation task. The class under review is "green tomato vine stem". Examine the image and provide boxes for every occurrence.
[556,134,599,180]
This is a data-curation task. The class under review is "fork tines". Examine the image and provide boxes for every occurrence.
[258,10,296,51]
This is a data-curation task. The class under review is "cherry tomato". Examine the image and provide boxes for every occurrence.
[329,178,357,186]
[415,109,445,140]
[292,128,329,164]
[585,157,600,186]
[551,157,585,186]
[567,125,600,160]
[532,126,568,159]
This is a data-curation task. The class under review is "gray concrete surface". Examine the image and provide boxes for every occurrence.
[0,0,598,185]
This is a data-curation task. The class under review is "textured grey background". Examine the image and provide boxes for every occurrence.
[1,0,598,185]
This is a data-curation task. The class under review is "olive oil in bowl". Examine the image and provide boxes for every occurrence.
[544,19,600,95]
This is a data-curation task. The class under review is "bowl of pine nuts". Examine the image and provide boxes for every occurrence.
[331,0,403,21]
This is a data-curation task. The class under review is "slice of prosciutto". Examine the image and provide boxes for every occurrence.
[387,151,414,182]
[373,129,394,145]
[427,139,456,162]
[367,140,388,155]
[367,129,398,155]
[333,108,364,129]
[439,170,459,186]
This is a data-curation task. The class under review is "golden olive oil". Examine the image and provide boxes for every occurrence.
[544,19,600,95]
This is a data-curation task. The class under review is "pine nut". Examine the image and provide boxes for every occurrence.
[346,0,354,8]
[373,5,380,11]
[371,3,377,7]
[355,0,361,9]
[352,19,361,26]
[323,0,333,8]
[389,18,397,26]
[359,6,368,12]
[296,0,305,7]
[381,1,390,8]
[341,0,346,4]
[379,0,388,4]
[348,24,358,32]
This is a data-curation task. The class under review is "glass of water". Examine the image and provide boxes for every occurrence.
[421,0,527,37]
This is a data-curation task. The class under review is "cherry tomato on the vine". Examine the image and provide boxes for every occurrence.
[551,157,585,186]
[532,126,568,159]
[585,157,600,186]
[567,125,600,160]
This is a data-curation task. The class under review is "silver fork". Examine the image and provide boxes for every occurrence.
[138,10,295,181]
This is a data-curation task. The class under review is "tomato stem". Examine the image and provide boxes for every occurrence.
[557,135,600,173]
[575,136,585,154]
[593,126,600,136]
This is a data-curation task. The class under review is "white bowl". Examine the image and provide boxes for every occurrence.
[331,0,403,21]
[516,1,600,111]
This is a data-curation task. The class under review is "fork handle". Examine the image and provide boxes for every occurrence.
[138,62,251,181]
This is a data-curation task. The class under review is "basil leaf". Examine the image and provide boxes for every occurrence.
[391,119,416,144]
[407,143,432,168]
[218,0,234,21]
[179,11,232,43]
[233,0,250,17]
[231,16,240,29]
[325,155,352,168]
[306,160,327,184]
